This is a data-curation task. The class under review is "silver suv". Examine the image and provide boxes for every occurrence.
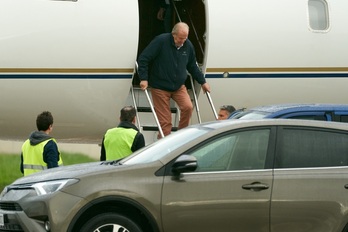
[1,119,348,232]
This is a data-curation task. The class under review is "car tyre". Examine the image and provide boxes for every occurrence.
[80,212,143,232]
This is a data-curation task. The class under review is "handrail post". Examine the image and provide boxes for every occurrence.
[130,86,142,132]
[144,89,165,138]
[131,63,142,131]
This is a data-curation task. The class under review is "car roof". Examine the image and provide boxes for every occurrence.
[193,118,348,131]
[236,103,348,118]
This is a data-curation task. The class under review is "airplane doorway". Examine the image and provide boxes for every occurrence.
[137,0,206,64]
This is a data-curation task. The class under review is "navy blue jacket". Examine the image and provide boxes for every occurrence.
[137,33,206,92]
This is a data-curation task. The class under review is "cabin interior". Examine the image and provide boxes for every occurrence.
[137,0,206,64]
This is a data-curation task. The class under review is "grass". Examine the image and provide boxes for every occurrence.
[0,152,97,192]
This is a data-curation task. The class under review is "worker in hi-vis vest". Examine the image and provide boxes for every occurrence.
[20,111,63,176]
[100,106,145,161]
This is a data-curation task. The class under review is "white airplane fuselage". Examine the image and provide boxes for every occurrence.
[0,0,347,143]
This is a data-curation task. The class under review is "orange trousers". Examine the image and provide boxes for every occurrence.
[151,85,193,137]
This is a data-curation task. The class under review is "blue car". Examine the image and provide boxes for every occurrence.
[229,103,348,122]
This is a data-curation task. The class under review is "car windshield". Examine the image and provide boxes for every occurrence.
[122,127,209,165]
[232,111,268,119]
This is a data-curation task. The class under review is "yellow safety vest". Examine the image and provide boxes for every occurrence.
[104,127,137,160]
[22,138,63,176]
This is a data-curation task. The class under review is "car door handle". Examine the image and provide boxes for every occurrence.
[242,182,269,191]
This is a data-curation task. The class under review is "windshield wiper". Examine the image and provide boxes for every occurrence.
[100,159,123,166]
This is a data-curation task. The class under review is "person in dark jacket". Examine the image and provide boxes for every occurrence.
[137,22,211,138]
[20,111,63,176]
[100,106,145,161]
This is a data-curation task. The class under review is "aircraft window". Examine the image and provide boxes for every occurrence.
[308,0,329,31]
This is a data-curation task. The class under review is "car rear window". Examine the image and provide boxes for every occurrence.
[275,128,348,169]
[286,115,327,121]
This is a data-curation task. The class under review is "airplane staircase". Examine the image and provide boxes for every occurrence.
[130,63,179,139]
[131,0,216,142]
[130,62,216,141]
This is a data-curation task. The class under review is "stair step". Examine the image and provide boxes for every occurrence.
[142,126,178,132]
[137,106,178,114]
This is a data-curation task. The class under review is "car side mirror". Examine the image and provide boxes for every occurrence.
[172,155,197,175]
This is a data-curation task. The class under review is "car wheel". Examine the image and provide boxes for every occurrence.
[80,212,143,232]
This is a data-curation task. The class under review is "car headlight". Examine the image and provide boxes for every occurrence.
[0,186,8,199]
[32,179,79,196]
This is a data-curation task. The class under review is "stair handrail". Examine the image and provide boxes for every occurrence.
[206,92,218,120]
[135,62,165,138]
[189,74,202,124]
[171,0,204,58]
[184,7,204,58]
[171,0,182,22]
[130,83,142,132]
[144,88,165,138]
[190,74,218,121]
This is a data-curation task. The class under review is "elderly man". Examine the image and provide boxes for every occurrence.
[138,22,211,138]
